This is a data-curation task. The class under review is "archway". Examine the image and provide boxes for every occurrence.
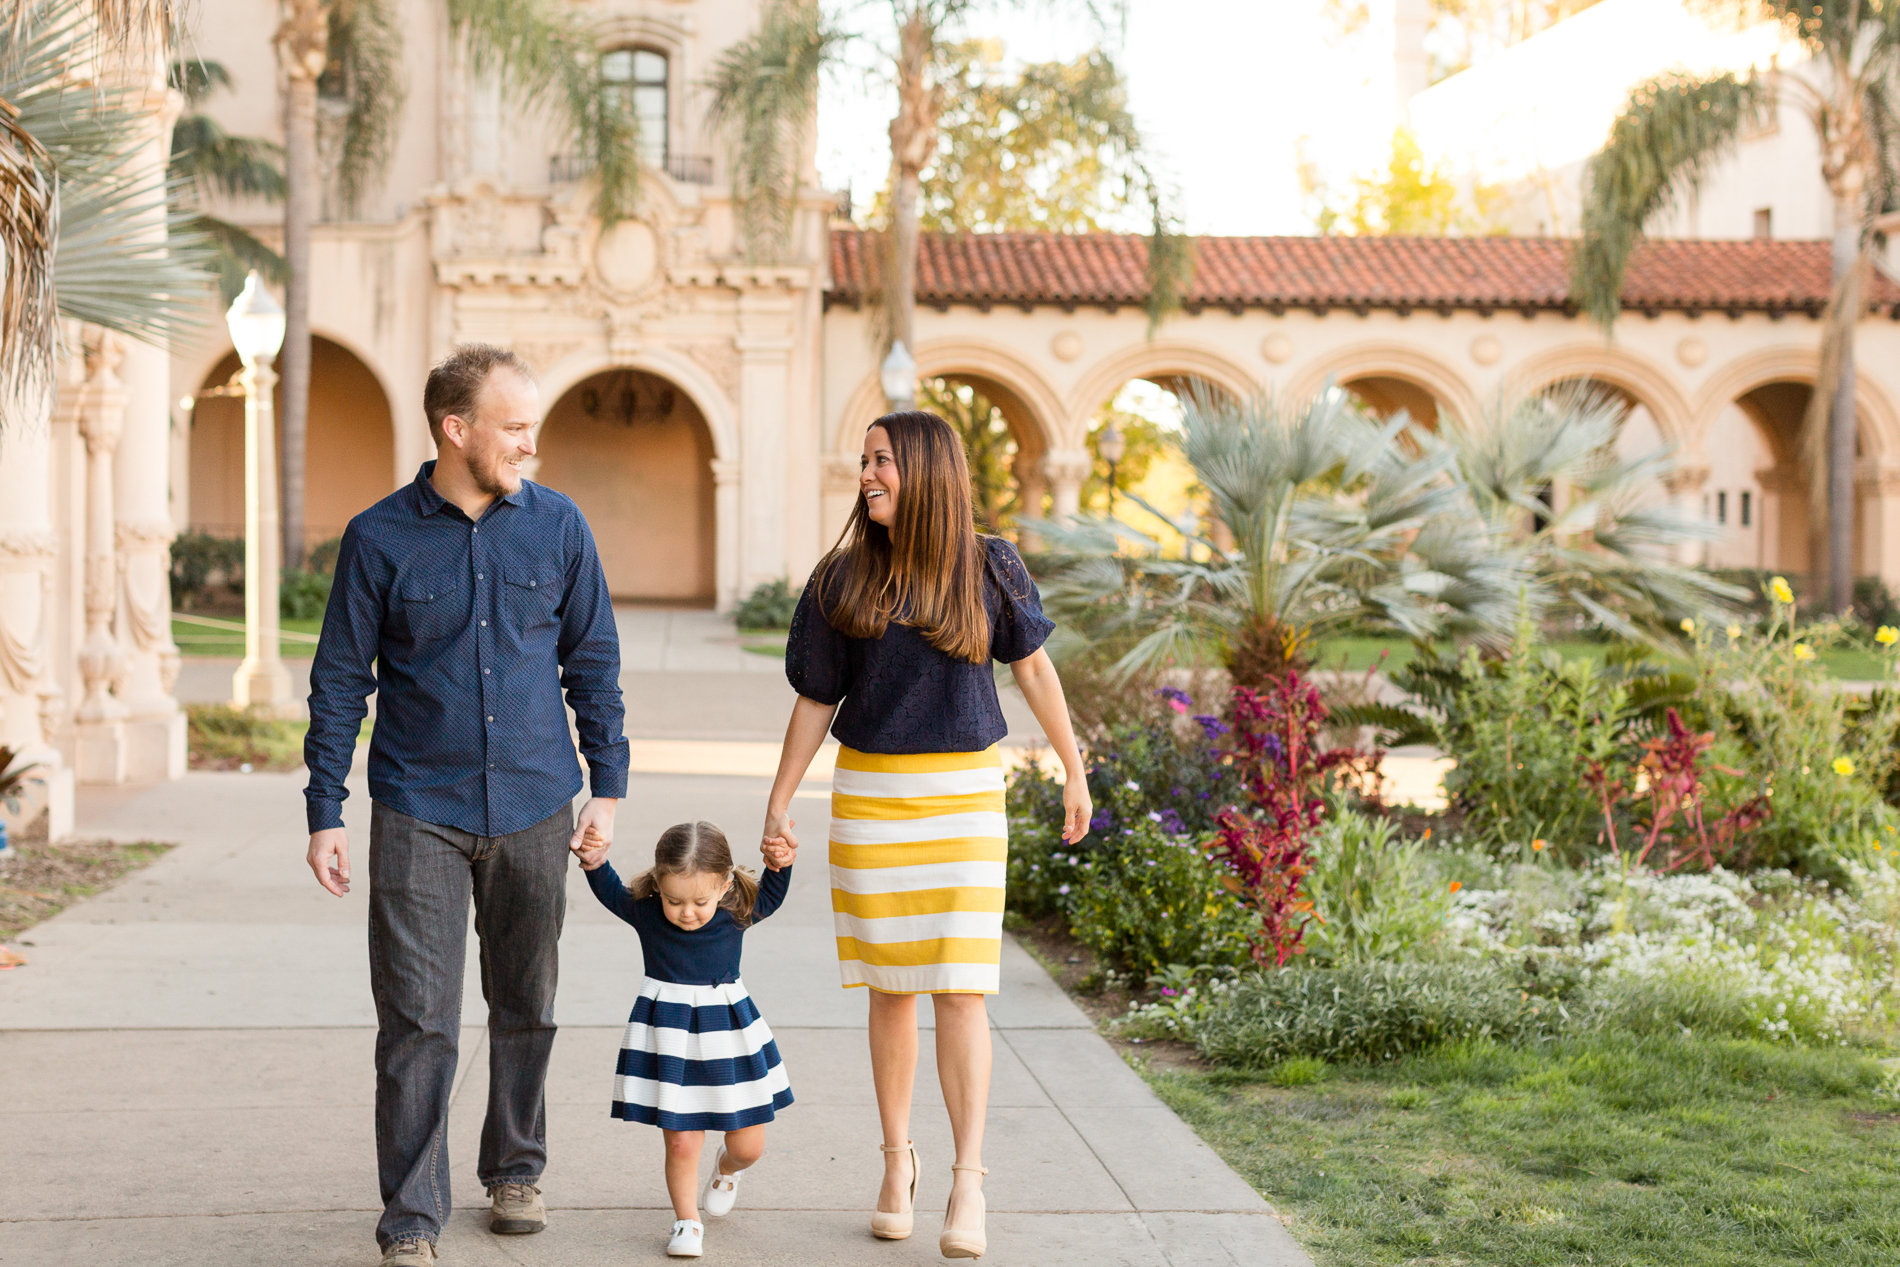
[187,335,397,553]
[917,371,1049,534]
[1340,375,1443,429]
[535,368,716,603]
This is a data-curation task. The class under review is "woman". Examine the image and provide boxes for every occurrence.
[761,410,1090,1260]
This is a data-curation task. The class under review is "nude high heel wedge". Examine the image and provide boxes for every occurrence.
[939,1164,988,1259]
[871,1141,918,1240]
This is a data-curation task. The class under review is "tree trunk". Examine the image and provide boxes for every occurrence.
[884,5,941,367]
[276,1,328,572]
[1827,215,1861,614]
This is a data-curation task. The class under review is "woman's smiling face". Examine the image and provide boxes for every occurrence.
[860,425,899,526]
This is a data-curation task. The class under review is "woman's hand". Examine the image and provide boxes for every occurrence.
[761,834,798,871]
[1061,774,1092,843]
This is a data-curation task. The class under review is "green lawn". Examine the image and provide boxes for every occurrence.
[1313,636,1892,682]
[171,613,323,659]
[1147,1036,1900,1266]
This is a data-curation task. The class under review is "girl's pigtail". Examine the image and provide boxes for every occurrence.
[626,868,659,902]
[724,865,762,927]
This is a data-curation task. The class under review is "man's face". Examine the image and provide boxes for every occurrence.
[447,369,540,496]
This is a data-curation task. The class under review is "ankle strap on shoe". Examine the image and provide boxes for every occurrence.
[950,1164,988,1174]
[880,1141,914,1153]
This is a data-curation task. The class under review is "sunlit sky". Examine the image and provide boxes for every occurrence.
[815,0,1404,238]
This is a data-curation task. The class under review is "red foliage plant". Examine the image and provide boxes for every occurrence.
[1209,673,1382,967]
[1582,707,1769,871]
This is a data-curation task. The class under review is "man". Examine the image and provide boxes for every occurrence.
[304,344,627,1266]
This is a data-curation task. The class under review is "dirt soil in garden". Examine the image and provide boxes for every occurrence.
[1008,912,1211,1075]
[0,833,173,942]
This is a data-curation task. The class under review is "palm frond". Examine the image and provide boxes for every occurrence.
[1574,70,1768,328]
[329,0,404,215]
[54,172,214,342]
[705,0,834,262]
[185,213,286,301]
[169,114,286,201]
[167,56,229,108]
[447,0,639,224]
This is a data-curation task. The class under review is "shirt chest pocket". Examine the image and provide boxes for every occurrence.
[396,574,466,643]
[503,564,563,633]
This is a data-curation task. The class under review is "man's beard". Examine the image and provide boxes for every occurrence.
[471,454,520,498]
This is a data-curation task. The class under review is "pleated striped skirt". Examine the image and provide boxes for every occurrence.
[610,977,793,1132]
[829,744,1007,995]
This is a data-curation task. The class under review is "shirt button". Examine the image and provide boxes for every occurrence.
[529,580,536,588]
[477,572,483,580]
[487,715,494,723]
[480,620,487,627]
[483,667,490,675]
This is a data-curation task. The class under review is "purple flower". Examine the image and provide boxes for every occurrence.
[1157,686,1193,713]
[1160,987,1179,997]
[1057,884,1071,896]
[1193,714,1230,739]
[1089,808,1114,833]
[1155,808,1187,835]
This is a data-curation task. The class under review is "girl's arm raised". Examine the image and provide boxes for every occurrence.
[583,859,642,927]
[1009,647,1092,844]
[750,863,792,922]
[762,695,837,854]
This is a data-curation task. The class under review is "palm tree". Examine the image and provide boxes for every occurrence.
[708,0,1185,360]
[1573,2,1900,615]
[168,59,287,300]
[0,0,205,404]
[1027,386,1736,688]
[0,0,211,403]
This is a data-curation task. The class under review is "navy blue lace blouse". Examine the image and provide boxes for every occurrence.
[785,536,1054,754]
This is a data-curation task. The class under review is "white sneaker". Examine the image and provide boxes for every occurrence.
[702,1147,747,1218]
[667,1218,704,1257]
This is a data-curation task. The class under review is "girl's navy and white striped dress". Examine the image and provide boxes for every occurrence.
[584,861,794,1131]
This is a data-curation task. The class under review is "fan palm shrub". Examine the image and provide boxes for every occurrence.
[1030,384,1738,688]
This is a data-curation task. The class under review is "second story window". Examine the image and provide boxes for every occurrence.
[602,47,668,168]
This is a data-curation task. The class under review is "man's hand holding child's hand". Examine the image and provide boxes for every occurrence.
[571,824,610,871]
[760,836,797,871]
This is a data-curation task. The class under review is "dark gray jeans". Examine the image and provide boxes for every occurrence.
[368,801,571,1250]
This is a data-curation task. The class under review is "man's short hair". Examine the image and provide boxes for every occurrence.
[423,344,535,445]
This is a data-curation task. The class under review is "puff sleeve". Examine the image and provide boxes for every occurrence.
[785,577,852,704]
[985,537,1055,663]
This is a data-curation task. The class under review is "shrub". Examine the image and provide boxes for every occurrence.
[186,704,304,771]
[279,568,332,621]
[170,531,243,609]
[735,578,801,630]
[1194,962,1554,1067]
[1302,806,1453,965]
[1064,818,1258,975]
[306,535,343,575]
[1686,586,1900,878]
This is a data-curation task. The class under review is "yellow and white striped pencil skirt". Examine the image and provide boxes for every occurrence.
[829,745,1008,995]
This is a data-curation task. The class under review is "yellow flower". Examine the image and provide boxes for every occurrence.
[1794,643,1815,661]
[1680,617,1695,634]
[1771,576,1794,604]
[1834,757,1856,778]
[1879,626,1899,646]
[1532,839,1547,852]
[1727,623,1742,641]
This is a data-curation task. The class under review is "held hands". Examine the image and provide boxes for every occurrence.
[1061,772,1092,844]
[760,833,797,871]
[761,805,798,871]
[571,824,610,871]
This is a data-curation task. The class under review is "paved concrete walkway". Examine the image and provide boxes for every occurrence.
[1,692,1310,1266]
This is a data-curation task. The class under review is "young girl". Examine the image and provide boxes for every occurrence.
[573,820,796,1258]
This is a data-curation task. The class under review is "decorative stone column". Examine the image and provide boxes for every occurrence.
[736,283,797,595]
[820,455,860,553]
[712,458,743,611]
[1041,448,1094,521]
[1661,462,1711,568]
[73,329,130,784]
[113,101,186,779]
[1856,460,1900,592]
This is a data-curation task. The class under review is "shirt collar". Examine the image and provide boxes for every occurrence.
[411,459,528,518]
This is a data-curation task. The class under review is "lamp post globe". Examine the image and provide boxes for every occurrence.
[880,340,917,410]
[227,271,296,717]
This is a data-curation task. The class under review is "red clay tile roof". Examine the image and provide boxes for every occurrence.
[825,229,1900,317]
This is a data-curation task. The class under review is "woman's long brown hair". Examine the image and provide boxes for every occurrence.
[625,821,762,926]
[814,410,989,663]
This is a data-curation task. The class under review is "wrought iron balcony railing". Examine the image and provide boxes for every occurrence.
[548,153,714,186]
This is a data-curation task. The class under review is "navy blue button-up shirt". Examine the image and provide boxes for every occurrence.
[303,462,629,837]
